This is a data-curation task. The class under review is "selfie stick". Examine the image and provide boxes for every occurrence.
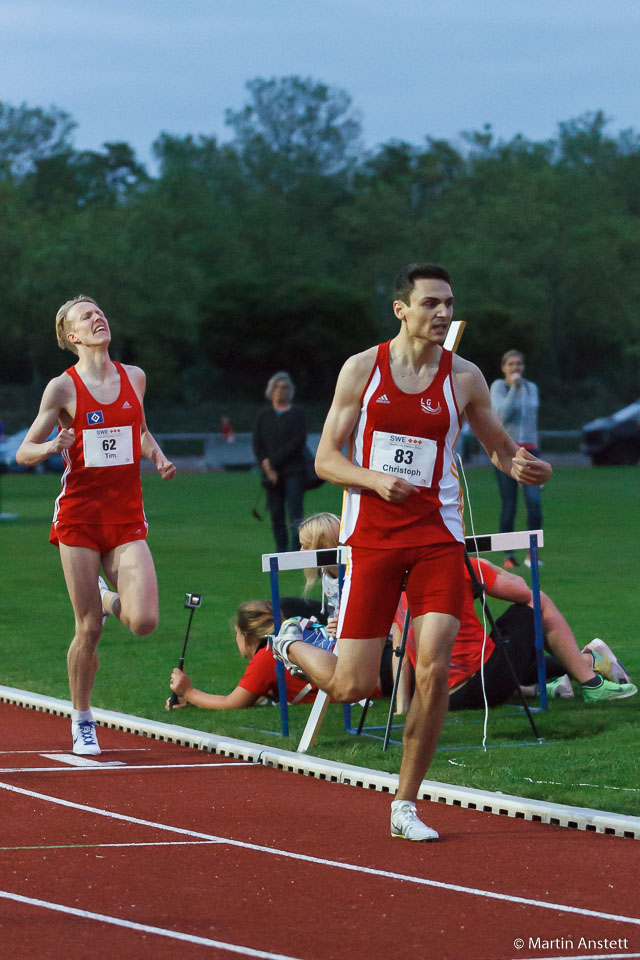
[168,592,202,709]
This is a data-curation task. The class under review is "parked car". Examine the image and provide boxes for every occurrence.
[0,428,64,473]
[580,400,640,465]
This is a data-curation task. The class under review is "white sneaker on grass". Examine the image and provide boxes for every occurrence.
[390,800,439,841]
[72,720,101,756]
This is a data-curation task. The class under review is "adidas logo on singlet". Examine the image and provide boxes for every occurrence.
[122,401,132,409]
[376,394,391,404]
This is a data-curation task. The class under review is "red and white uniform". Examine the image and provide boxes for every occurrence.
[394,558,500,689]
[51,362,146,529]
[340,342,464,549]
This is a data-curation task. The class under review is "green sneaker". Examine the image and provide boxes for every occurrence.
[546,674,574,698]
[582,676,637,702]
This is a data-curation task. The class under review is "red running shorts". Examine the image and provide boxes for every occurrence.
[337,541,465,640]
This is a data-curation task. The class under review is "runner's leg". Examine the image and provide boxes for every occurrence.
[58,544,103,711]
[286,636,385,703]
[396,611,459,802]
[102,539,159,636]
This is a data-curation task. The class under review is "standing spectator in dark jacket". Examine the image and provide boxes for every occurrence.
[253,372,307,552]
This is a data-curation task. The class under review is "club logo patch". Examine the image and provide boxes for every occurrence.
[420,398,442,415]
[87,410,104,425]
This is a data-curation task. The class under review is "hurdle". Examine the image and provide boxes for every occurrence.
[370,529,547,750]
[262,547,348,743]
[262,530,545,750]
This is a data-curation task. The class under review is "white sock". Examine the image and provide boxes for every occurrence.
[72,709,93,724]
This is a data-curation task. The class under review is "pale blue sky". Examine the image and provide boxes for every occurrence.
[1,0,638,167]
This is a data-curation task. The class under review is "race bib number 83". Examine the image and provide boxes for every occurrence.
[83,426,134,468]
[370,430,437,488]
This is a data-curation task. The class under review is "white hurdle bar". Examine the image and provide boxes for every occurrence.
[262,529,546,749]
[261,547,349,574]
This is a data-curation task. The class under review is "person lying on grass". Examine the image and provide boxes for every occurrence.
[392,557,637,711]
[166,598,326,711]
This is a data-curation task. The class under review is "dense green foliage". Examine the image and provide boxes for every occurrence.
[1,465,638,816]
[2,79,640,432]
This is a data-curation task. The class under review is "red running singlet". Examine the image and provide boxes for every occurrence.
[51,362,146,528]
[340,342,464,549]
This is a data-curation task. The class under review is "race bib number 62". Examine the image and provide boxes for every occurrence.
[370,430,437,488]
[83,426,134,468]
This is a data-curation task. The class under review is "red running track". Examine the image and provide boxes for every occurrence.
[0,702,639,960]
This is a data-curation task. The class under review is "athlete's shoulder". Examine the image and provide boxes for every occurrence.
[341,344,380,379]
[44,370,76,404]
[120,362,145,381]
[451,353,482,376]
[120,363,146,395]
[452,354,490,389]
[334,345,380,400]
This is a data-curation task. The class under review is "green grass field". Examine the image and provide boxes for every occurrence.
[1,465,638,816]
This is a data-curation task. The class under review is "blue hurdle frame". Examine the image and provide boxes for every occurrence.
[263,547,349,737]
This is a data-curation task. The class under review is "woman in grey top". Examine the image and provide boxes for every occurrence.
[490,350,542,567]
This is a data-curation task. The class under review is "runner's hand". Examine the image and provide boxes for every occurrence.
[49,428,75,453]
[511,447,551,485]
[373,473,418,502]
[157,458,176,480]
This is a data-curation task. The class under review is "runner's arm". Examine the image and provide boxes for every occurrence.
[315,351,418,503]
[15,377,75,467]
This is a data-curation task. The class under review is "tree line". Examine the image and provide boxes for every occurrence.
[2,77,639,431]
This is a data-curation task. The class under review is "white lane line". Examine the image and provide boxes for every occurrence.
[0,761,256,773]
[1,779,639,928]
[0,890,304,960]
[40,754,124,767]
[1,841,222,852]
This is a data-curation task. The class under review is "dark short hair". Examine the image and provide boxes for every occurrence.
[393,263,452,304]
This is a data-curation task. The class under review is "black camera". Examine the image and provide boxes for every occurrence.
[184,593,203,609]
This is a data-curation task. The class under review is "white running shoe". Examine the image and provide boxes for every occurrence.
[390,800,439,841]
[98,575,110,625]
[72,720,101,756]
[583,638,631,684]
[269,618,304,670]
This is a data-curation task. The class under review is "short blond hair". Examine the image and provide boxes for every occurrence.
[55,295,98,355]
[298,512,341,593]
